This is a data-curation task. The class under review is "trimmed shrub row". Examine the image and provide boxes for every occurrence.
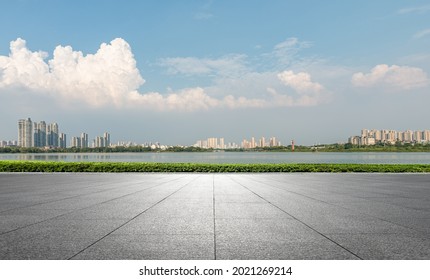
[1,161,430,173]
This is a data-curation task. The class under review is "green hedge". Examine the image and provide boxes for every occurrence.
[1,161,430,173]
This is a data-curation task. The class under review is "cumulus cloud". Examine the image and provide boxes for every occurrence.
[128,87,222,111]
[0,37,144,107]
[128,86,327,110]
[0,38,50,89]
[0,38,329,111]
[351,64,429,90]
[277,70,323,93]
[268,70,330,106]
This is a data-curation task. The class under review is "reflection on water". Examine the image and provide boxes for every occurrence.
[1,152,430,164]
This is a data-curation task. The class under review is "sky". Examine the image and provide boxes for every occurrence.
[1,0,430,146]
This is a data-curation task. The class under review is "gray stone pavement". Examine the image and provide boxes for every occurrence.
[0,173,429,260]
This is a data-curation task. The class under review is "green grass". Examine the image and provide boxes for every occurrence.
[1,161,430,173]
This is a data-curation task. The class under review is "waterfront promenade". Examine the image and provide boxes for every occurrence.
[0,173,429,259]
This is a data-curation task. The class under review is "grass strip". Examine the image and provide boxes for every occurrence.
[1,161,430,173]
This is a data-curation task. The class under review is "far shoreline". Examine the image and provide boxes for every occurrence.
[1,144,430,154]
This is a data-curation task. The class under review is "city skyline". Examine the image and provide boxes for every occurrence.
[0,1,429,145]
[14,118,112,149]
[6,117,289,148]
[194,136,282,149]
[4,117,430,149]
[349,129,430,146]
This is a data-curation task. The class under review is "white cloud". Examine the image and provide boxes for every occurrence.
[128,86,327,111]
[397,5,430,15]
[351,64,429,90]
[0,37,145,107]
[156,37,330,108]
[277,70,323,93]
[270,37,312,66]
[413,28,430,39]
[270,70,330,106]
[159,54,248,77]
[0,38,50,89]
[0,38,328,112]
[128,87,221,111]
[266,87,326,107]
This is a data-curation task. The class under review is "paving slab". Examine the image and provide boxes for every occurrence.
[326,233,430,259]
[71,234,214,260]
[1,173,430,260]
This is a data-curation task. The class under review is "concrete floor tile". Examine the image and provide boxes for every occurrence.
[72,234,214,260]
[327,233,430,260]
[114,217,214,235]
[215,202,288,219]
[1,173,430,260]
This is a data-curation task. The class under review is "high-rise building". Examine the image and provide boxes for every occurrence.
[71,137,81,148]
[195,140,203,148]
[33,121,47,147]
[80,133,89,148]
[413,131,422,143]
[18,118,33,147]
[207,137,217,149]
[380,130,388,142]
[423,130,430,142]
[403,130,413,143]
[372,130,382,142]
[242,139,249,149]
[269,137,278,147]
[95,136,104,148]
[348,136,361,145]
[47,123,59,147]
[251,137,256,148]
[219,138,225,149]
[1,140,18,147]
[59,133,67,148]
[259,137,266,147]
[397,131,404,142]
[387,130,397,144]
[93,133,111,148]
[104,132,110,147]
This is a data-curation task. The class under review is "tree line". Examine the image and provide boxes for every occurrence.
[1,142,430,153]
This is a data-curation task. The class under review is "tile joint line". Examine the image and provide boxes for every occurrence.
[67,175,200,260]
[229,175,364,260]
[213,174,217,260]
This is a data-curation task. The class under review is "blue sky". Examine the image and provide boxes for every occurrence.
[1,0,430,145]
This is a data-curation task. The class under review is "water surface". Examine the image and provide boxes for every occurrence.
[1,152,429,164]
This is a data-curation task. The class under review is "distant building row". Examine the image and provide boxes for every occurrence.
[70,132,110,148]
[194,137,229,149]
[0,140,18,148]
[241,136,281,149]
[194,136,281,149]
[17,118,111,148]
[348,129,430,145]
[18,118,66,148]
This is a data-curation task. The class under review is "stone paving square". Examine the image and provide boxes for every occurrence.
[0,173,429,260]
